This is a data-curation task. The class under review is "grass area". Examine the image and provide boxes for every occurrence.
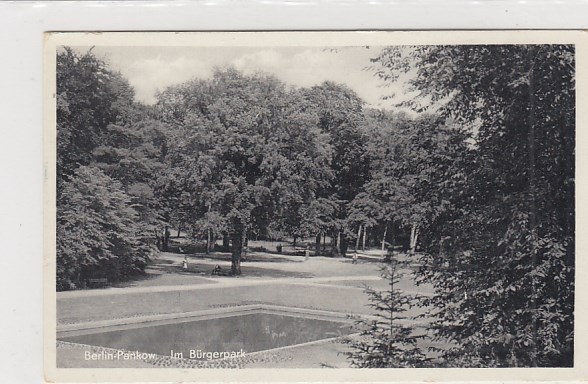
[57,246,436,367]
[59,284,376,324]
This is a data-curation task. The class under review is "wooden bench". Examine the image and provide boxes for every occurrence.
[87,278,109,288]
[211,265,232,276]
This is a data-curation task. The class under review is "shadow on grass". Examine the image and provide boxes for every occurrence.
[107,251,314,288]
[237,265,314,278]
[183,251,301,263]
[109,273,160,288]
[109,257,212,288]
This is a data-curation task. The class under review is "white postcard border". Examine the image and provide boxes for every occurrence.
[44,30,588,383]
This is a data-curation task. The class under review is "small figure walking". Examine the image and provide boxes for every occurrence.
[182,256,188,271]
[352,252,358,264]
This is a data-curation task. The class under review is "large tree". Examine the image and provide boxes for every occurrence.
[373,45,575,366]
[56,47,135,192]
[302,82,371,256]
[56,48,160,289]
[156,69,333,274]
[91,114,169,237]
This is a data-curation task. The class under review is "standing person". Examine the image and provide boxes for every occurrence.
[352,251,358,264]
[182,256,188,271]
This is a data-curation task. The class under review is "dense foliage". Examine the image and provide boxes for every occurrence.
[56,48,161,289]
[154,71,336,273]
[56,166,154,290]
[367,45,575,367]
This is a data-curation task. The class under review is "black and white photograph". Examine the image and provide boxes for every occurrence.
[44,31,583,381]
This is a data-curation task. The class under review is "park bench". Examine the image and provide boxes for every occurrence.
[87,278,109,288]
[211,265,232,276]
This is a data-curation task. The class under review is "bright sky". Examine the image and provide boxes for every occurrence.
[85,46,406,110]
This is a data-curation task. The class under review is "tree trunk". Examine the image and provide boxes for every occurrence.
[340,233,348,258]
[222,233,229,249]
[336,231,341,256]
[528,50,539,364]
[206,228,212,254]
[155,229,161,250]
[391,221,395,260]
[362,226,367,251]
[230,230,243,275]
[323,232,326,253]
[439,236,446,260]
[563,108,575,270]
[293,236,297,249]
[177,224,181,238]
[242,226,248,262]
[389,260,397,348]
[163,226,170,252]
[355,225,362,253]
[409,223,419,255]
[381,223,388,259]
[315,232,321,255]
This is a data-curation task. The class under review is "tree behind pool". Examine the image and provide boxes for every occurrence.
[154,70,335,274]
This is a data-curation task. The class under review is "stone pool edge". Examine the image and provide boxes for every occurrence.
[57,304,361,336]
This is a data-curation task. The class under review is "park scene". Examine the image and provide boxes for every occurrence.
[55,41,575,368]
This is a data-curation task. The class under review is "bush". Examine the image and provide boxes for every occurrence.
[57,166,154,290]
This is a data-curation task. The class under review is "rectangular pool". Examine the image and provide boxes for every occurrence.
[59,312,354,358]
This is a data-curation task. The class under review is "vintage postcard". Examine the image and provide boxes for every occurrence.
[44,31,588,382]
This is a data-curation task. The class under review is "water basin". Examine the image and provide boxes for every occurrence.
[59,312,354,358]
